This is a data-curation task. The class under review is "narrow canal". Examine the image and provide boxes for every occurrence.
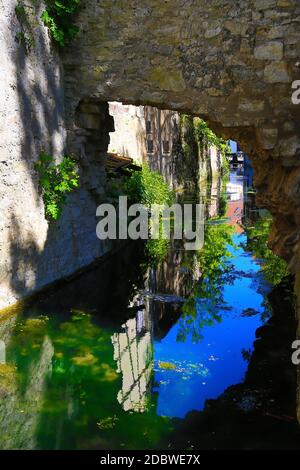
[0,168,299,450]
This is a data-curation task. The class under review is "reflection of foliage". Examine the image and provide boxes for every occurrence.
[245,216,288,285]
[177,222,235,343]
[198,223,235,282]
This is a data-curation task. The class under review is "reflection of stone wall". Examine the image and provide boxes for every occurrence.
[0,326,54,450]
[112,308,152,412]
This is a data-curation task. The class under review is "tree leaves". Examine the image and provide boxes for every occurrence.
[41,0,81,46]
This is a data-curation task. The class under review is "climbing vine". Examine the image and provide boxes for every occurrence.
[193,118,230,159]
[41,0,81,46]
[35,153,79,221]
[180,115,230,183]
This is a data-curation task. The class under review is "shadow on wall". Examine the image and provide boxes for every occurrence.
[1,2,112,308]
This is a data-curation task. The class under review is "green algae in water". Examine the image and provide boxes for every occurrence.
[0,311,172,450]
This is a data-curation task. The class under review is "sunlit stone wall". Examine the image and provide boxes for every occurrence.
[0,1,112,309]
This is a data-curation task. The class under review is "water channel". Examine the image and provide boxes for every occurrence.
[0,168,299,450]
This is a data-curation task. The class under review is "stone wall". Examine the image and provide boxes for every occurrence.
[0,1,112,309]
[108,102,147,162]
[2,0,300,312]
[108,102,223,189]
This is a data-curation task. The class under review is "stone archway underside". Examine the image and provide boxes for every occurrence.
[63,0,300,273]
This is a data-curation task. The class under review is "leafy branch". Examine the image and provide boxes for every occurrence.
[41,0,81,47]
[35,153,79,221]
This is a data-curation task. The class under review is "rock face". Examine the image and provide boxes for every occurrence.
[63,0,300,273]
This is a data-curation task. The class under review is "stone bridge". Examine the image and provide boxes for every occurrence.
[63,0,300,275]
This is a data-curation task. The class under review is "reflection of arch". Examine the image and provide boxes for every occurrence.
[0,340,5,364]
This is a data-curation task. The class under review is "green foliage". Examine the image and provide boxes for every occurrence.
[193,117,230,158]
[41,0,81,46]
[180,115,198,161]
[245,216,289,285]
[220,152,230,182]
[35,153,79,221]
[121,165,174,265]
[122,164,174,208]
[179,115,230,185]
[218,192,228,217]
[178,115,199,187]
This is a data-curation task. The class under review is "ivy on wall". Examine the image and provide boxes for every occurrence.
[180,115,230,160]
[193,118,229,158]
[179,115,230,186]
[35,153,79,221]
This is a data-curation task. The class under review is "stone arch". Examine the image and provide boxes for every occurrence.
[63,0,300,272]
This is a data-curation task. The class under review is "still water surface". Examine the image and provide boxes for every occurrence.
[0,170,291,449]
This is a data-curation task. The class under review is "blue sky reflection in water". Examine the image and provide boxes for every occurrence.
[153,179,270,419]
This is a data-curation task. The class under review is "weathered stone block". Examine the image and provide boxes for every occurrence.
[256,127,278,149]
[264,62,290,82]
[255,0,276,9]
[254,41,283,60]
[238,98,265,112]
